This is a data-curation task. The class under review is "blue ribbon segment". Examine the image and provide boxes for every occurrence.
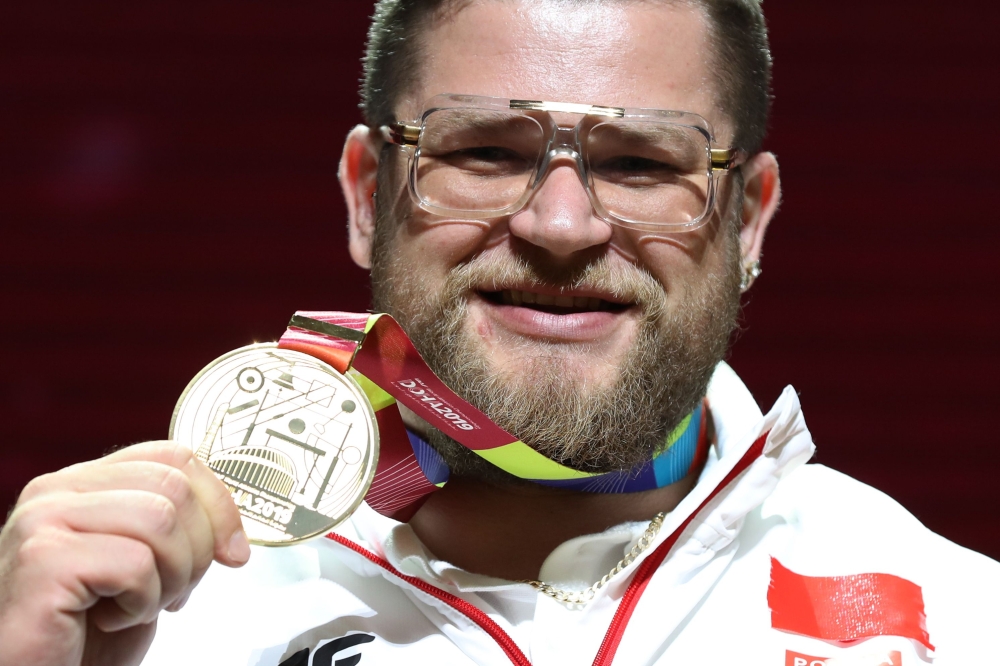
[406,401,705,494]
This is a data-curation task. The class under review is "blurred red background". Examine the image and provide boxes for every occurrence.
[2,1,998,558]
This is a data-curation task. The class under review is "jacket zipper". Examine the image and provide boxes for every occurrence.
[591,432,768,666]
[327,431,768,666]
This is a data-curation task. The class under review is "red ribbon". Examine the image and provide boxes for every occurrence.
[278,311,519,449]
[276,311,525,521]
[768,557,933,651]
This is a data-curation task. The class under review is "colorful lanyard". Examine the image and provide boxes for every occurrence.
[278,311,708,521]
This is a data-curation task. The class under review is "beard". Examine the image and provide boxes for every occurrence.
[370,204,743,483]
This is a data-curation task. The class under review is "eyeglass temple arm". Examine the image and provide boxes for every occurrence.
[381,122,420,146]
[711,148,747,171]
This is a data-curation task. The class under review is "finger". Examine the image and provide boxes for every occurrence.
[27,442,248,570]
[102,442,250,566]
[164,590,191,613]
[24,490,196,602]
[20,529,162,631]
[176,449,251,566]
[17,461,216,577]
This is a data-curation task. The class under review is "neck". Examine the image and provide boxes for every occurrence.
[407,470,699,581]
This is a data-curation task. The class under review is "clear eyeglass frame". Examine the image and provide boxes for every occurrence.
[379,93,747,233]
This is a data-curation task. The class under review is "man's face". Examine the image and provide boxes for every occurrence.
[363,0,745,476]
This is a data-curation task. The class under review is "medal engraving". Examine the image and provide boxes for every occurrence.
[170,344,379,545]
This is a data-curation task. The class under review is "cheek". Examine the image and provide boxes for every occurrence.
[400,215,506,270]
[634,224,729,297]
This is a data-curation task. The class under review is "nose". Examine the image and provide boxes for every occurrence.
[507,152,612,258]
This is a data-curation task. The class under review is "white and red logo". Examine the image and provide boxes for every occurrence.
[395,378,480,432]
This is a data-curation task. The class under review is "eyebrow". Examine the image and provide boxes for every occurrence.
[589,122,698,144]
[425,110,537,135]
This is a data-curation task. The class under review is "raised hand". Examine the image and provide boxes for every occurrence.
[0,442,249,666]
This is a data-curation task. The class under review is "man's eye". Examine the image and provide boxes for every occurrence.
[452,146,523,162]
[591,155,688,186]
[597,156,677,174]
[433,145,533,175]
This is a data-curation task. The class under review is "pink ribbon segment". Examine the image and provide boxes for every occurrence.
[278,311,440,521]
[277,311,524,521]
[768,557,933,651]
[279,311,521,451]
[352,314,520,451]
[277,311,370,374]
[365,398,437,521]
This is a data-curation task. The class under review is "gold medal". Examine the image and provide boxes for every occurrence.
[170,343,379,545]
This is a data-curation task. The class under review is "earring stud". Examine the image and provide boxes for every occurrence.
[740,260,762,293]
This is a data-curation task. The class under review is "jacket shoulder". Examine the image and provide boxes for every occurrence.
[751,463,1000,659]
[764,463,997,567]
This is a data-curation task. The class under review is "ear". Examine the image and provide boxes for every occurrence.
[339,124,381,270]
[737,151,781,286]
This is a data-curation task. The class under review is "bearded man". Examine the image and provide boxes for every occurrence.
[0,1,997,665]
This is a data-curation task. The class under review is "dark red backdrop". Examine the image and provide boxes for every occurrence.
[2,2,998,558]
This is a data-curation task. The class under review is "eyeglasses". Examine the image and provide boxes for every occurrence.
[380,94,745,232]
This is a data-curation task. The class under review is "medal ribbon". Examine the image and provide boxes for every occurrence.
[278,311,708,520]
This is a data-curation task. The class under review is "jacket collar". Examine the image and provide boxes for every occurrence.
[340,363,815,597]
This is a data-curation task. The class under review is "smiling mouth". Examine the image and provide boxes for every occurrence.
[479,289,632,315]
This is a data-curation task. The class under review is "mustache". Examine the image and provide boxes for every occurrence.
[445,251,667,317]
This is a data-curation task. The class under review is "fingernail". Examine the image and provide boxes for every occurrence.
[228,529,251,564]
[166,591,191,612]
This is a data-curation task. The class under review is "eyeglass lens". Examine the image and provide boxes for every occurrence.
[412,107,713,227]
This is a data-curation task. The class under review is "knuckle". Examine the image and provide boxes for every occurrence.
[119,541,158,592]
[157,466,195,510]
[1,507,31,544]
[16,527,75,566]
[122,538,156,576]
[18,473,58,503]
[123,441,195,470]
[161,444,196,470]
[144,494,179,537]
[4,494,64,540]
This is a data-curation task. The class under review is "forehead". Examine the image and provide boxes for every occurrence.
[403,0,721,129]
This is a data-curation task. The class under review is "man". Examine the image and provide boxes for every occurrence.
[0,1,996,664]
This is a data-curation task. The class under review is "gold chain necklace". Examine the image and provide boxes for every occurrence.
[526,512,667,606]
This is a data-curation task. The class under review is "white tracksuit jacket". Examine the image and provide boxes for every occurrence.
[144,364,1000,665]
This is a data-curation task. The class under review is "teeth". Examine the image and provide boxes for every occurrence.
[500,290,610,312]
[555,295,574,307]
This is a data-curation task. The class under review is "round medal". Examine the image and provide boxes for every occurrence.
[170,343,379,545]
